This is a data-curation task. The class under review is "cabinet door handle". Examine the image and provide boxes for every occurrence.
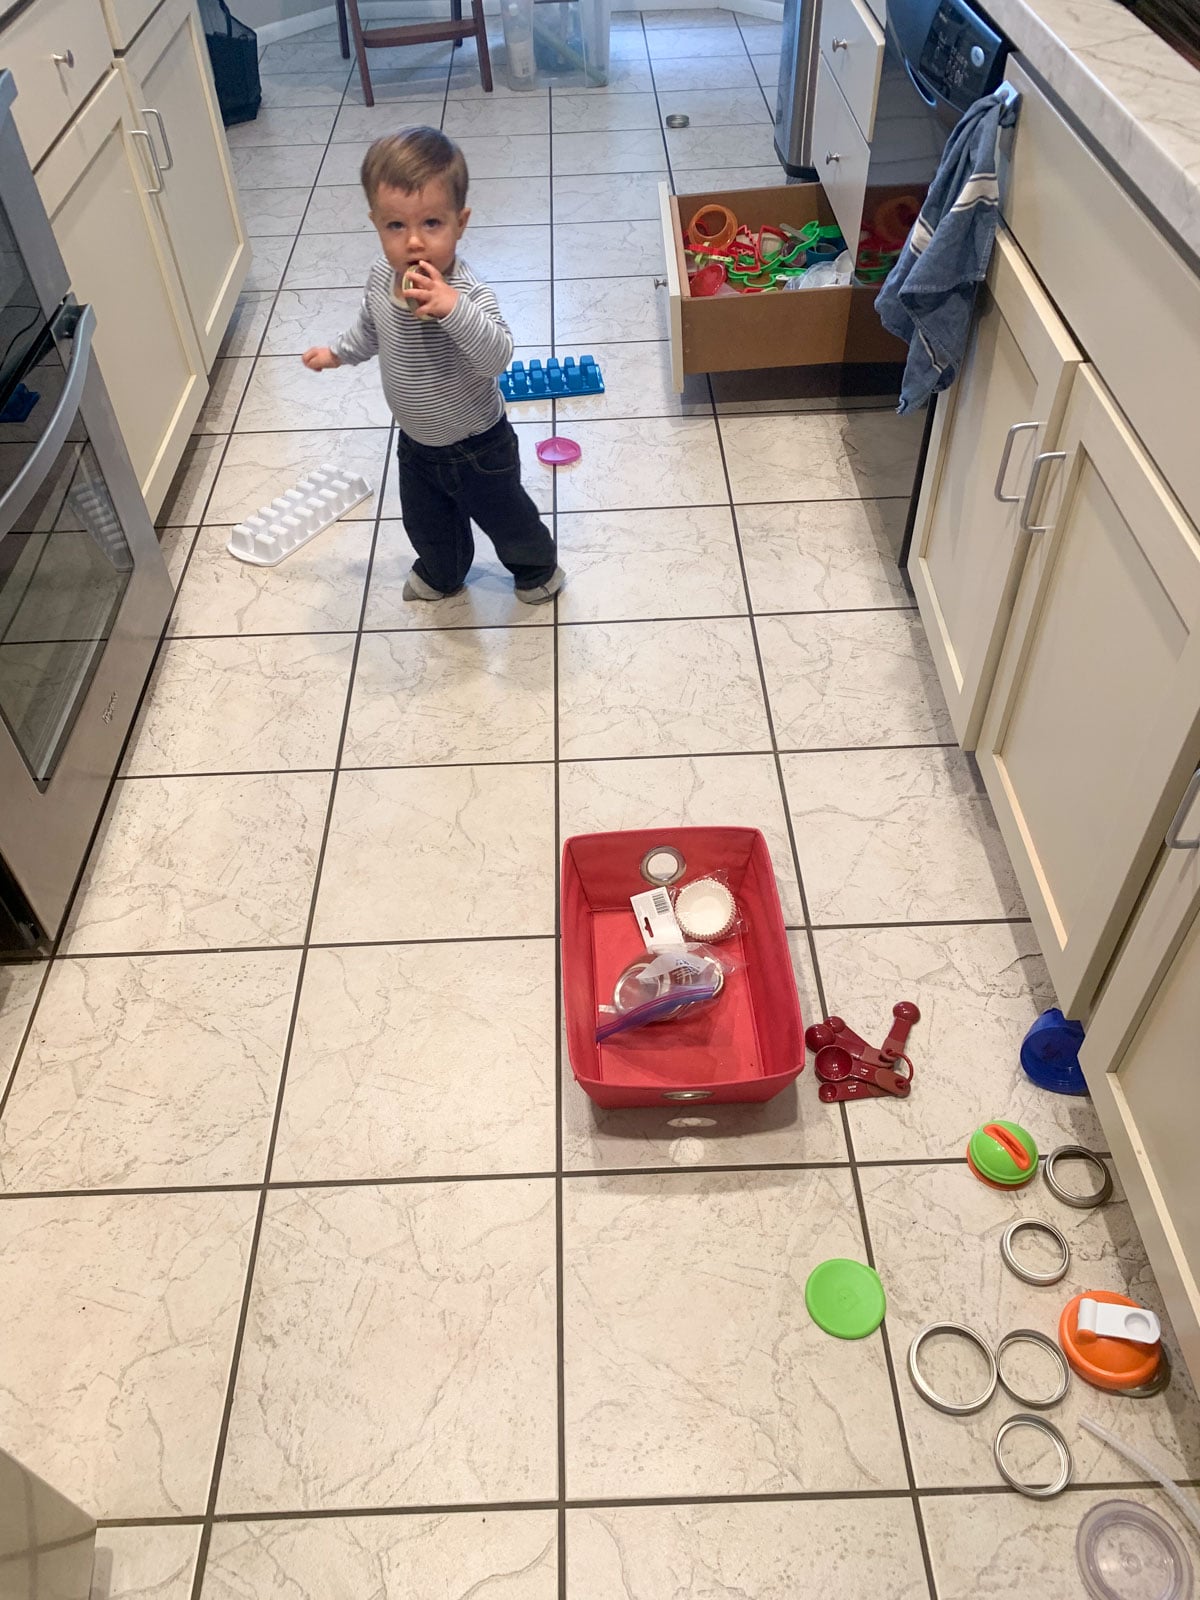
[130,127,164,194]
[1166,767,1200,850]
[141,107,174,172]
[831,35,849,48]
[1019,450,1067,534]
[51,49,75,67]
[825,151,841,164]
[994,420,1040,503]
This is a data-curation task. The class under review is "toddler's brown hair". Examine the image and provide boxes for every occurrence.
[359,125,470,210]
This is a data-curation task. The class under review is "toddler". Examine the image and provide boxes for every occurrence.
[302,126,564,604]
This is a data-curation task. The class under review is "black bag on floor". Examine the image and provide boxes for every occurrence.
[200,0,262,127]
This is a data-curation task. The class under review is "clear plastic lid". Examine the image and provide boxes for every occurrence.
[1076,1500,1193,1600]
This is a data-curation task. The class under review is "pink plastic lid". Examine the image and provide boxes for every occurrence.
[537,435,581,465]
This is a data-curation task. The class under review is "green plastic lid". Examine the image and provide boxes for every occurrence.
[967,1120,1039,1186]
[805,1259,887,1340]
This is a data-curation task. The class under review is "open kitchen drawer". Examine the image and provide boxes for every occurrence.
[658,181,905,391]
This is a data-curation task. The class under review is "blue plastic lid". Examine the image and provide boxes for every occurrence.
[1020,1008,1088,1096]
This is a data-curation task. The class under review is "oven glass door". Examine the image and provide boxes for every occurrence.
[0,311,135,786]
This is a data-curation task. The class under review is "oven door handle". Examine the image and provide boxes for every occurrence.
[0,302,96,543]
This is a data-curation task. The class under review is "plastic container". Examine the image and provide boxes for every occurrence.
[966,1119,1039,1188]
[501,0,610,89]
[1077,1501,1193,1600]
[499,0,537,91]
[562,827,804,1107]
[1020,1007,1088,1095]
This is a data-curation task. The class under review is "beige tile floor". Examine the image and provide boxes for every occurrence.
[2,8,1200,1597]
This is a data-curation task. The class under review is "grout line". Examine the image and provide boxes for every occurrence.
[707,383,940,1597]
[113,734,962,784]
[91,1465,1200,1529]
[96,1473,1200,1530]
[145,598,919,644]
[186,65,369,1600]
[641,12,680,194]
[17,1152,1144,1206]
[547,97,570,1600]
[33,911,1035,968]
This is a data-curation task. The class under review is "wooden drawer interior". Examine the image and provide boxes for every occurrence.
[664,182,906,380]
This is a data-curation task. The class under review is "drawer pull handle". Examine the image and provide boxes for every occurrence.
[994,420,1040,503]
[831,35,849,48]
[1019,450,1066,534]
[130,128,165,195]
[825,151,841,164]
[51,49,75,67]
[142,108,174,172]
[1166,767,1200,850]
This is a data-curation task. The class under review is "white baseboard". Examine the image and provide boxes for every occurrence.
[253,0,782,46]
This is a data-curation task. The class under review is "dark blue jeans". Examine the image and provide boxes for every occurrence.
[396,417,558,594]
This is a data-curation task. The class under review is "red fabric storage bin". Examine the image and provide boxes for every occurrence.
[561,827,805,1108]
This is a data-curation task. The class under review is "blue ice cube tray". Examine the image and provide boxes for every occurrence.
[500,355,605,401]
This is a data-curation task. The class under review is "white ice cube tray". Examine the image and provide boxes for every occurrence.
[226,464,371,566]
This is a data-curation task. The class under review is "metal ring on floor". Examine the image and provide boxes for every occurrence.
[1119,1344,1173,1399]
[993,1413,1074,1498]
[995,1328,1071,1409]
[907,1322,998,1415]
[1000,1219,1071,1286]
[1044,1145,1114,1209]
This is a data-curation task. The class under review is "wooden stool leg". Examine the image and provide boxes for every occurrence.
[452,0,463,47]
[335,0,350,59]
[342,0,375,107]
[471,0,493,91]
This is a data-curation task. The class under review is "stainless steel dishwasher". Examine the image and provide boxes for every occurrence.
[773,0,824,177]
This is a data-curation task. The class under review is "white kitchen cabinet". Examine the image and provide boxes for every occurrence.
[1,0,112,168]
[35,68,206,516]
[120,0,248,369]
[978,365,1200,1019]
[909,230,1080,746]
[812,53,869,254]
[1081,783,1200,1380]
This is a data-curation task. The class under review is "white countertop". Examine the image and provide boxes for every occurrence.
[988,0,1200,261]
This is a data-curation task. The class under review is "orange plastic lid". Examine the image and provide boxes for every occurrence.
[1059,1289,1162,1392]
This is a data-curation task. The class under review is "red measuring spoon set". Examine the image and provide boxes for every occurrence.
[804,1002,921,1103]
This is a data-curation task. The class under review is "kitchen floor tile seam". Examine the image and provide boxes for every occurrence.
[12,1149,1139,1206]
[2,105,351,1121]
[802,915,1035,931]
[734,15,780,117]
[185,344,389,1600]
[189,490,914,517]
[95,1472,1200,1530]
[95,741,992,789]
[544,106,571,1600]
[707,402,940,1600]
[641,14,682,197]
[25,932,562,965]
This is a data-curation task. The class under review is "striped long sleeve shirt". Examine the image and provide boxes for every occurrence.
[332,254,512,447]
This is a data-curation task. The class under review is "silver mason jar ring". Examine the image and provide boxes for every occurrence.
[995,1328,1071,1408]
[1000,1218,1071,1286]
[907,1322,998,1415]
[993,1412,1073,1498]
[1043,1144,1113,1209]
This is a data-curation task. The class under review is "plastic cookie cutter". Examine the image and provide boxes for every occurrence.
[806,1002,920,1103]
[685,202,738,254]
